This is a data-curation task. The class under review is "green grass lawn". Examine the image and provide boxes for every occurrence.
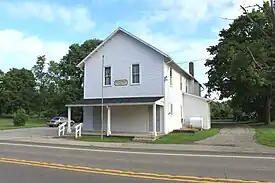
[253,122,275,148]
[75,135,133,143]
[153,128,219,144]
[0,118,46,130]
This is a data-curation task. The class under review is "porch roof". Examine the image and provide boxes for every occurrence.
[66,96,164,107]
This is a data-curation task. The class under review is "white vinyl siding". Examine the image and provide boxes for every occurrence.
[84,31,164,98]
[131,64,140,84]
[104,66,111,86]
[164,63,184,133]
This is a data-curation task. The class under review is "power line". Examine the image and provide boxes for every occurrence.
[176,56,214,65]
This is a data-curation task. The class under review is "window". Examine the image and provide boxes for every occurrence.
[132,64,140,84]
[169,67,172,86]
[185,79,188,92]
[104,66,111,86]
[180,76,182,90]
[52,117,60,120]
[170,103,173,115]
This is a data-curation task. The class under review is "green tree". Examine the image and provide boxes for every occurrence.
[13,108,28,126]
[205,2,275,123]
[32,55,48,117]
[2,68,36,114]
[57,39,102,120]
[0,70,4,115]
[210,101,232,119]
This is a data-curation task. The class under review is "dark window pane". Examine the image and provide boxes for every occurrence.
[105,77,111,85]
[133,75,140,83]
[104,67,111,85]
[132,64,139,73]
[105,67,111,76]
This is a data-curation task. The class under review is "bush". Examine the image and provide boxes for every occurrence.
[13,109,28,126]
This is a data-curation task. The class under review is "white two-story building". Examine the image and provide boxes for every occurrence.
[66,27,211,136]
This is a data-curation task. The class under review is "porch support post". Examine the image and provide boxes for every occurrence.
[152,104,157,137]
[67,107,72,133]
[106,106,111,136]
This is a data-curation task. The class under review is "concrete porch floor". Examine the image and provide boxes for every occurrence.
[68,129,163,138]
[71,131,163,137]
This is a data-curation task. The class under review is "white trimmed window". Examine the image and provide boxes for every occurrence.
[169,67,172,86]
[104,66,111,86]
[180,76,182,90]
[131,64,140,84]
[170,103,173,115]
[186,79,188,92]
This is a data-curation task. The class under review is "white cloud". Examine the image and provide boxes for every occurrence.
[147,0,265,32]
[0,1,95,32]
[0,29,70,71]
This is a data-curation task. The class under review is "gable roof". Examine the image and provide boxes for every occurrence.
[77,27,203,87]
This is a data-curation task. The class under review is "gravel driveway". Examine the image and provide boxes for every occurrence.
[196,126,256,148]
[0,127,58,139]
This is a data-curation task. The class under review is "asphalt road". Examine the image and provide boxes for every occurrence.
[0,142,275,183]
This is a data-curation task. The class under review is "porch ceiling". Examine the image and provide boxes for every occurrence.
[66,96,164,107]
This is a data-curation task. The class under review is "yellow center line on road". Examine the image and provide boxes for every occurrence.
[0,157,273,183]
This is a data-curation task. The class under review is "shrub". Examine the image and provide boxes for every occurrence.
[13,109,28,126]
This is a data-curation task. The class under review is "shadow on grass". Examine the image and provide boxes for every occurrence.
[251,121,275,148]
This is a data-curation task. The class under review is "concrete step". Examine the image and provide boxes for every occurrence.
[132,136,157,142]
[173,127,200,133]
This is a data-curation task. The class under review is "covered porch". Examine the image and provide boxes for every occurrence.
[65,96,164,137]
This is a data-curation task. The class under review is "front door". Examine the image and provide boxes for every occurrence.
[93,107,101,131]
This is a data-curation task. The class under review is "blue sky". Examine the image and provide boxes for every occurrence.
[0,0,263,98]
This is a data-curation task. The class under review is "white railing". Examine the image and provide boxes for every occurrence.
[57,122,67,137]
[75,123,83,139]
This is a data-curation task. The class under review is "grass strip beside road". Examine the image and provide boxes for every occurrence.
[254,122,275,148]
[0,118,46,130]
[0,157,271,183]
[75,135,133,143]
[153,128,219,144]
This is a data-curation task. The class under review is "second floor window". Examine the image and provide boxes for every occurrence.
[169,67,172,86]
[180,76,182,90]
[104,66,111,86]
[170,103,173,115]
[186,79,188,92]
[132,64,140,84]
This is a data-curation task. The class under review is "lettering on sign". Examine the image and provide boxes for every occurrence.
[114,79,128,86]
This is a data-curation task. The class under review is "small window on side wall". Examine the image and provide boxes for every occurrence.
[104,66,111,86]
[185,79,188,93]
[169,67,172,87]
[132,64,140,84]
[170,103,173,115]
[180,76,182,90]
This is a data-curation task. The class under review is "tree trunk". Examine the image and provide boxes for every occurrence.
[263,85,272,124]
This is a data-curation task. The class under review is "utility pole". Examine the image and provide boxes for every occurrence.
[101,55,104,140]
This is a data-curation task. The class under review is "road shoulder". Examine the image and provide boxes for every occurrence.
[1,137,275,156]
